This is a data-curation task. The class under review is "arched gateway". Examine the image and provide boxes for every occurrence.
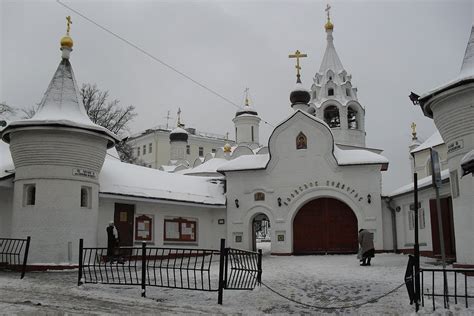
[293,198,358,254]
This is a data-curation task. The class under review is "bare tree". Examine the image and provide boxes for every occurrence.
[0,102,16,117]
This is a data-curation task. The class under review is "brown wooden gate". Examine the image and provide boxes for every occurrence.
[293,198,358,254]
[430,197,456,260]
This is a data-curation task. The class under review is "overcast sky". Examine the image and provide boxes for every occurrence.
[1,0,473,193]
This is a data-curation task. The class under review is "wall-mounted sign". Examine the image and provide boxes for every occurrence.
[447,139,464,154]
[277,234,285,242]
[72,168,97,179]
[283,179,365,206]
[135,214,153,241]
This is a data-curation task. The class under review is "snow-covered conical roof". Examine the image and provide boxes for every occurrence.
[1,46,120,147]
[318,26,345,74]
[419,26,474,113]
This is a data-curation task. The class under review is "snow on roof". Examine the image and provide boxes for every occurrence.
[388,169,450,197]
[218,154,269,172]
[420,26,474,102]
[183,158,229,176]
[1,58,119,147]
[0,141,14,179]
[100,159,225,205]
[410,131,444,154]
[333,146,389,166]
[170,127,188,134]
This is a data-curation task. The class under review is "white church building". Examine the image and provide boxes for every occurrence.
[1,15,473,268]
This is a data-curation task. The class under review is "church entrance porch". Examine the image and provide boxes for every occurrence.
[293,198,358,254]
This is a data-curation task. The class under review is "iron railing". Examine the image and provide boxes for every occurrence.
[421,267,474,311]
[0,236,31,279]
[78,238,262,304]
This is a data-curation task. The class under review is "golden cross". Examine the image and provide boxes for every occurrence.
[288,50,307,81]
[411,122,417,137]
[66,16,72,35]
[325,4,331,22]
[244,88,250,106]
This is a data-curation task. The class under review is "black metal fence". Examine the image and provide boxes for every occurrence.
[421,267,474,311]
[0,236,31,279]
[78,238,262,304]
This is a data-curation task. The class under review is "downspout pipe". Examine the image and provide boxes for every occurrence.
[384,197,398,253]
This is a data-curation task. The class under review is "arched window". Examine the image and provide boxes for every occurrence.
[324,106,340,128]
[346,88,351,97]
[347,107,358,129]
[24,184,36,206]
[328,88,334,96]
[296,132,307,150]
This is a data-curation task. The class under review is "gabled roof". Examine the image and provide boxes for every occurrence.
[1,58,120,147]
[218,110,388,172]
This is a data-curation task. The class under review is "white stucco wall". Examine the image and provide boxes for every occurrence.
[98,197,227,250]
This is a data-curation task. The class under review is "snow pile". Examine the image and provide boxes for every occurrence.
[218,154,269,172]
[183,158,229,176]
[334,145,389,166]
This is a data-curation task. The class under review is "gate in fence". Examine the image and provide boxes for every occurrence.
[0,236,31,279]
[420,267,474,311]
[78,238,262,304]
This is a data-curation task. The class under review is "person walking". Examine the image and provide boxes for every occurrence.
[106,221,119,262]
[358,229,375,266]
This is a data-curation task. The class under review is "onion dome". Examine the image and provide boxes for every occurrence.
[169,127,188,142]
[223,143,232,153]
[290,81,311,106]
[60,35,73,49]
[325,20,334,31]
[235,90,258,117]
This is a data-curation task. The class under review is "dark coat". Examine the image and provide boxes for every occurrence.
[358,229,374,256]
[107,226,118,249]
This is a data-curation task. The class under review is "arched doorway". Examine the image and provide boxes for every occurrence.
[293,198,358,254]
[251,213,271,252]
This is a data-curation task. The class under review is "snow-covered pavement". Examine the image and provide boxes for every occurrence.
[1,243,473,315]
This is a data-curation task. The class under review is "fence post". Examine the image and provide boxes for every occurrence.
[78,238,83,286]
[218,238,225,305]
[20,236,30,279]
[141,242,146,298]
[257,249,262,285]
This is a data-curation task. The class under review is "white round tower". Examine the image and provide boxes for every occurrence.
[417,26,474,266]
[1,18,120,265]
[232,90,261,150]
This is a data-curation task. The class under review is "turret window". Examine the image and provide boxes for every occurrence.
[251,126,254,142]
[324,106,340,128]
[296,132,307,150]
[328,88,334,96]
[347,107,358,129]
[23,184,36,206]
[346,88,351,97]
[80,186,92,208]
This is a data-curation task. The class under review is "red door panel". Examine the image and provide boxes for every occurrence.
[293,198,358,254]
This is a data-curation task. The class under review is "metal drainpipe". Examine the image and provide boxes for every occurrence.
[384,197,398,253]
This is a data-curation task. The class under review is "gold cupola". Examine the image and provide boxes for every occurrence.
[324,4,334,31]
[60,16,74,49]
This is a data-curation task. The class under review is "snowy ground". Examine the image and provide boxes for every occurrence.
[1,243,473,315]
